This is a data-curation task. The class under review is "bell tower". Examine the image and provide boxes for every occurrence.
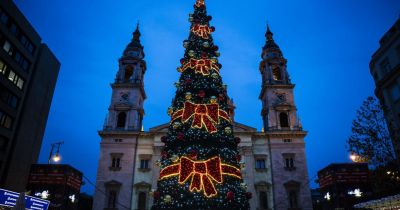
[259,25,301,132]
[259,25,312,210]
[104,24,146,131]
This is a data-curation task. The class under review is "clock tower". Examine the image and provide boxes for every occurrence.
[104,24,146,131]
[93,24,147,210]
[259,25,313,210]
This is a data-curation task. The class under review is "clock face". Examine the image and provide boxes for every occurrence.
[277,93,286,102]
[121,93,129,101]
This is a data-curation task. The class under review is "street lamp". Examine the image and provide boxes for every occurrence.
[350,154,358,162]
[350,153,365,163]
[48,141,63,164]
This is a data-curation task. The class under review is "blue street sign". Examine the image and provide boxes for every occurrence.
[0,188,50,210]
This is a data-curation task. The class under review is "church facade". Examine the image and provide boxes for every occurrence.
[92,25,312,210]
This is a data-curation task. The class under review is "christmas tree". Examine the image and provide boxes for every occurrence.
[152,0,251,209]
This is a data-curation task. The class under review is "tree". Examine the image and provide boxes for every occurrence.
[151,0,251,209]
[347,96,395,167]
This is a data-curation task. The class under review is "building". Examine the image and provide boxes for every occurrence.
[318,163,371,210]
[92,23,312,210]
[310,189,323,210]
[0,0,60,192]
[27,164,83,210]
[370,18,400,162]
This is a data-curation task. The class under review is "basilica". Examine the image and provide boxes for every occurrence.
[92,24,312,210]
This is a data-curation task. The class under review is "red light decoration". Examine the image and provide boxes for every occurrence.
[195,0,205,8]
[191,24,213,39]
[171,101,230,133]
[159,156,242,197]
[179,58,220,76]
[227,191,235,201]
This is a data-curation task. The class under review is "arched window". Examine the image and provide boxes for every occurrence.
[117,112,127,128]
[124,66,133,81]
[279,112,289,128]
[138,192,146,210]
[108,190,117,208]
[272,66,282,80]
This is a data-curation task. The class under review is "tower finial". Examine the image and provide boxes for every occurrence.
[133,20,141,40]
[136,20,140,31]
[265,23,273,40]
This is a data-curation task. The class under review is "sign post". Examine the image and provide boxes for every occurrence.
[0,189,50,210]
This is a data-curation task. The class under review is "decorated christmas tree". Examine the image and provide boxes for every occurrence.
[151,0,251,209]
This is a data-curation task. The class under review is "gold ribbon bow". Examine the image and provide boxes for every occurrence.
[172,101,230,133]
[159,156,242,197]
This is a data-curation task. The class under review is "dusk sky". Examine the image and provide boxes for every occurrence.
[14,0,400,193]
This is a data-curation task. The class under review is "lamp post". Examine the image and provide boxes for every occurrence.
[349,152,368,163]
[48,141,64,164]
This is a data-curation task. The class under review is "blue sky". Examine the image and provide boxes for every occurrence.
[14,0,400,193]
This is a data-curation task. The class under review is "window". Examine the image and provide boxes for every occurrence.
[0,60,6,74]
[380,58,391,74]
[396,45,400,58]
[283,139,292,143]
[259,191,268,209]
[0,135,8,151]
[256,159,266,169]
[285,157,295,169]
[114,139,123,143]
[0,9,8,25]
[124,66,133,81]
[117,112,127,128]
[107,190,117,208]
[0,111,13,129]
[3,41,13,56]
[289,191,298,208]
[10,23,19,37]
[138,192,146,210]
[112,157,120,168]
[14,52,30,72]
[0,87,19,108]
[8,70,24,90]
[272,66,282,80]
[389,83,400,102]
[279,112,289,128]
[140,159,149,169]
[110,153,123,171]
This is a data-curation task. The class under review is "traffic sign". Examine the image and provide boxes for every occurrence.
[0,188,50,210]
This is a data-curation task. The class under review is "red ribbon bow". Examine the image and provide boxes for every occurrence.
[159,156,242,197]
[191,24,212,39]
[179,58,219,75]
[172,101,230,133]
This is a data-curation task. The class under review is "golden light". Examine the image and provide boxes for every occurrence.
[52,153,61,162]
[350,154,358,162]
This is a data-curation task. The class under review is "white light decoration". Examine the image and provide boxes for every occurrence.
[348,189,363,197]
[36,190,50,199]
[324,192,331,201]
[69,194,76,203]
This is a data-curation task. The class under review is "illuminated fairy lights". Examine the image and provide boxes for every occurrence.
[191,24,214,39]
[178,58,220,76]
[159,156,242,197]
[195,0,205,8]
[171,101,230,133]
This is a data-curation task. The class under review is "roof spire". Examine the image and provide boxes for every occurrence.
[266,23,273,40]
[133,21,141,40]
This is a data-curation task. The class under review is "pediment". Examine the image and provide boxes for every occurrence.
[134,181,151,188]
[104,180,122,187]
